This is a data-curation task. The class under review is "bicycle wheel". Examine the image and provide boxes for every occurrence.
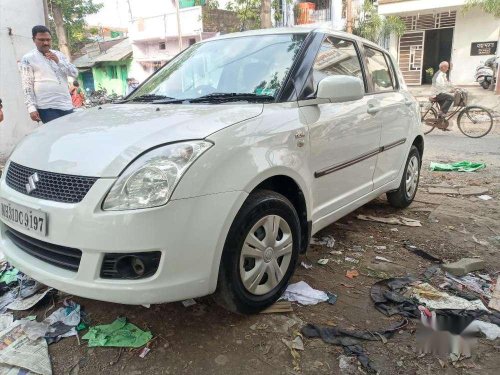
[457,106,493,138]
[421,105,438,135]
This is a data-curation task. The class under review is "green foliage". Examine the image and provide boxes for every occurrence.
[224,0,290,30]
[352,0,406,44]
[464,0,500,18]
[48,0,103,54]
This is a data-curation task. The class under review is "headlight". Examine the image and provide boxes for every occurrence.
[103,141,212,210]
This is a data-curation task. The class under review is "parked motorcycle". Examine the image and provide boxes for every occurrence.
[475,56,498,90]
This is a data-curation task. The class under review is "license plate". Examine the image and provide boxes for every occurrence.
[0,199,48,236]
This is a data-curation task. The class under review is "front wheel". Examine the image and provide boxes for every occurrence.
[387,146,421,208]
[481,81,491,89]
[215,190,300,314]
[458,106,493,138]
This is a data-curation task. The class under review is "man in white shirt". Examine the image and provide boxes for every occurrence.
[432,61,455,118]
[20,25,78,124]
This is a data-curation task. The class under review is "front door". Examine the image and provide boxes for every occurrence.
[300,36,381,223]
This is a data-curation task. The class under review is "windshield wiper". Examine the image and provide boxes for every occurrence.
[130,94,176,103]
[153,92,275,104]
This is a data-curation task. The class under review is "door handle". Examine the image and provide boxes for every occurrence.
[367,105,381,115]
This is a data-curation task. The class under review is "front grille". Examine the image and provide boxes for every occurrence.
[6,162,98,203]
[5,227,82,271]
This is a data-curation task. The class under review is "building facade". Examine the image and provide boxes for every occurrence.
[379,0,500,85]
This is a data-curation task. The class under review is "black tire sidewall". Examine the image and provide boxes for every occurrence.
[402,146,421,202]
[219,191,300,313]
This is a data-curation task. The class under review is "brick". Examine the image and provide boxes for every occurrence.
[441,258,486,276]
[458,187,489,196]
[428,187,458,195]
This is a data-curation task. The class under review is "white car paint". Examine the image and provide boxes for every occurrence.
[0,28,423,305]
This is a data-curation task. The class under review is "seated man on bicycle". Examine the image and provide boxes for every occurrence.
[432,61,455,118]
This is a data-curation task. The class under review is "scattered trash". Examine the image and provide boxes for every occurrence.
[7,288,53,311]
[423,265,442,280]
[352,245,364,252]
[370,277,420,318]
[330,250,343,255]
[139,347,151,358]
[260,301,293,314]
[403,242,442,263]
[446,273,492,300]
[489,279,500,312]
[0,313,14,331]
[345,270,359,279]
[344,257,359,264]
[82,317,152,348]
[282,334,304,351]
[18,275,45,299]
[300,261,313,269]
[472,235,489,247]
[478,195,493,201]
[357,214,421,227]
[281,281,329,306]
[390,228,399,232]
[464,320,500,340]
[0,321,52,375]
[429,161,486,172]
[441,258,485,277]
[0,268,18,285]
[375,256,396,264]
[408,282,487,311]
[302,319,407,374]
[311,235,335,248]
[374,246,386,251]
[338,355,359,374]
[181,299,197,307]
[326,292,338,305]
[317,259,329,265]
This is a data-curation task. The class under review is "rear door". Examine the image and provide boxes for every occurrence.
[300,35,381,223]
[362,46,412,188]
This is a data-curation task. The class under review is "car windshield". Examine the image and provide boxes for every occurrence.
[128,33,306,103]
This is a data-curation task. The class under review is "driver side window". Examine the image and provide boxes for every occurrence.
[312,36,365,92]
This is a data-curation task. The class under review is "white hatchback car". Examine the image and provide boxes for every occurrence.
[0,28,423,314]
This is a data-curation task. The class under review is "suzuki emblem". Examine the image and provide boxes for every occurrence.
[25,172,39,194]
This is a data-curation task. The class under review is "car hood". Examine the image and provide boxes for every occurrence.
[10,103,263,177]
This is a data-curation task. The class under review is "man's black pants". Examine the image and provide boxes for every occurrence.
[435,93,454,114]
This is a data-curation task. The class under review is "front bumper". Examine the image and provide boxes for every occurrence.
[0,177,247,305]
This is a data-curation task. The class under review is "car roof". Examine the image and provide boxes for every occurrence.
[200,27,384,51]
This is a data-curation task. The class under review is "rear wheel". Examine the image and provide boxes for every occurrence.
[458,106,493,138]
[387,146,421,208]
[215,190,300,314]
[421,105,438,135]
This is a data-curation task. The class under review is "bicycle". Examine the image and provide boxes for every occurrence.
[420,91,493,138]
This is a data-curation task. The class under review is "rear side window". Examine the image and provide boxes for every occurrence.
[312,36,365,91]
[364,47,395,92]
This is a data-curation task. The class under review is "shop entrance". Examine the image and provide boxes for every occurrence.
[422,28,454,84]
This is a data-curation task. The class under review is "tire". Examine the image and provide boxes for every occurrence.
[481,81,490,89]
[458,106,493,138]
[421,106,437,135]
[386,146,421,209]
[214,190,301,314]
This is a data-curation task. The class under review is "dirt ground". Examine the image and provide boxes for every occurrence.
[5,114,500,375]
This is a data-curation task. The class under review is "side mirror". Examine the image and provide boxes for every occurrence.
[317,75,364,103]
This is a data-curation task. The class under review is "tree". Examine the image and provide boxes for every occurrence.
[47,0,103,60]
[352,0,406,44]
[260,0,272,28]
[464,0,500,18]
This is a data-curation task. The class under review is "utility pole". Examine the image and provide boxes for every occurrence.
[42,0,49,27]
[175,0,183,52]
[346,0,353,33]
[126,0,134,22]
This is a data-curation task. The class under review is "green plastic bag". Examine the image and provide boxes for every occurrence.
[0,268,19,284]
[429,161,486,172]
[82,317,152,348]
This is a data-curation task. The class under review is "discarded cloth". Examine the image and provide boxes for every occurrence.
[370,277,420,318]
[407,282,488,311]
[281,281,329,305]
[7,288,53,311]
[463,320,500,340]
[357,215,421,227]
[82,317,152,348]
[302,319,407,374]
[429,161,486,172]
[0,269,18,285]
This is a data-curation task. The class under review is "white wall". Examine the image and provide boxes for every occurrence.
[0,0,45,161]
[379,0,466,15]
[451,8,500,85]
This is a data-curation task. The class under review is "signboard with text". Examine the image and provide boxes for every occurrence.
[470,41,497,56]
